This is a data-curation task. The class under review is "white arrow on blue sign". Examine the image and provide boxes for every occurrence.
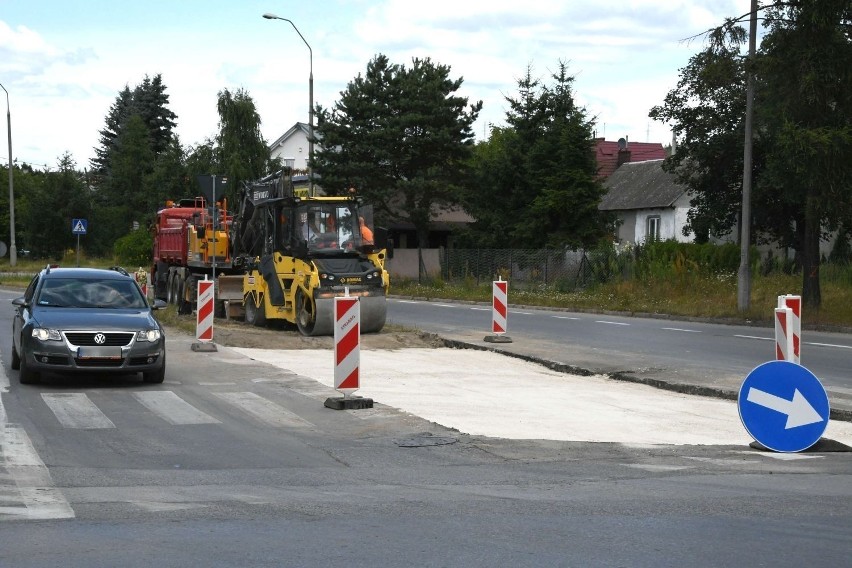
[72,218,87,235]
[738,360,830,452]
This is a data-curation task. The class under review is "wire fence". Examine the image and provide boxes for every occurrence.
[439,248,625,290]
[438,246,852,291]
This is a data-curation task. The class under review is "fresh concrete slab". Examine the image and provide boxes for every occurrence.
[232,347,852,448]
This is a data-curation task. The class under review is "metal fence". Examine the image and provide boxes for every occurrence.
[439,248,622,290]
[439,247,852,290]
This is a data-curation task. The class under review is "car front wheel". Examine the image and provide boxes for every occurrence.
[142,355,166,384]
[11,342,20,370]
[19,352,39,385]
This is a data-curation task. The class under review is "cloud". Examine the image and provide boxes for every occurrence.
[1,0,751,168]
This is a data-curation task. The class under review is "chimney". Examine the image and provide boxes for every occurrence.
[617,135,631,167]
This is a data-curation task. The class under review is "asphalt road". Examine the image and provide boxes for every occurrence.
[1,289,851,567]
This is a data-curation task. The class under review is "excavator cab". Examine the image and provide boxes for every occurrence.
[295,203,362,254]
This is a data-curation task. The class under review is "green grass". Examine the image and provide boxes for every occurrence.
[392,272,852,328]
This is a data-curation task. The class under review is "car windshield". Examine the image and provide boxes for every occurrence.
[36,277,148,309]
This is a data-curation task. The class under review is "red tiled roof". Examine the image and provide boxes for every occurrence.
[594,138,667,179]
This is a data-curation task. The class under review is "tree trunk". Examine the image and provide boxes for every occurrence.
[801,195,821,309]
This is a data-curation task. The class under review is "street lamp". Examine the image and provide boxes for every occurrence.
[262,13,314,195]
[0,83,15,267]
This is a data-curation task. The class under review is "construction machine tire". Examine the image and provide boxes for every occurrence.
[359,295,388,334]
[296,290,333,336]
[166,272,176,304]
[244,293,266,327]
[178,275,195,315]
[176,277,185,309]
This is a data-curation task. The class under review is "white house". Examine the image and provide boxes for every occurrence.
[268,122,311,172]
[599,159,693,244]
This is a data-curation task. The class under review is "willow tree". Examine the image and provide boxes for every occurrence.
[215,88,271,204]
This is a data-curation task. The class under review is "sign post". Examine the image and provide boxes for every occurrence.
[71,218,87,266]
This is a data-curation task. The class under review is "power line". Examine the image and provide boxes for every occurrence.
[0,156,53,170]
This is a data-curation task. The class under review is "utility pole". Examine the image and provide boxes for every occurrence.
[1,83,15,266]
[737,0,758,312]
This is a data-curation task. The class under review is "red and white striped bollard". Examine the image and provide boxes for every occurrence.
[777,294,801,364]
[484,277,512,343]
[196,277,214,342]
[334,295,360,396]
[191,276,218,352]
[324,291,373,409]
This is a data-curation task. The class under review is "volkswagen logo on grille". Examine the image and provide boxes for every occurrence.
[94,333,107,345]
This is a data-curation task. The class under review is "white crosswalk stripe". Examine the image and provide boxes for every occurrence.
[42,393,115,429]
[3,385,318,521]
[38,390,319,430]
[1,425,75,520]
[214,392,314,428]
[132,391,220,425]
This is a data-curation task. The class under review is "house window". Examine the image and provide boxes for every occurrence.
[646,215,661,241]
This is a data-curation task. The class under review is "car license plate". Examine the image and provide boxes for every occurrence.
[77,346,123,360]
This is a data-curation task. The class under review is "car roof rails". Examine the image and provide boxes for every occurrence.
[109,266,130,277]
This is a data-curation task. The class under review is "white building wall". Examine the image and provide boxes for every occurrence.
[672,193,693,242]
[270,130,309,170]
[630,196,694,244]
[634,209,689,243]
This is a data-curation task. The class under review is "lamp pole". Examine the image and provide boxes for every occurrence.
[0,83,15,266]
[262,13,314,196]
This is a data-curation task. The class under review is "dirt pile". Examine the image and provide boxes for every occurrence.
[202,319,446,350]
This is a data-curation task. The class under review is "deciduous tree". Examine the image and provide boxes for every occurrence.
[650,0,852,308]
[23,154,89,259]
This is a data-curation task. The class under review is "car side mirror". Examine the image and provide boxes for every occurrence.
[11,297,28,308]
[151,299,168,310]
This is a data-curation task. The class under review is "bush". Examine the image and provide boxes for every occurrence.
[114,229,152,267]
[634,240,745,279]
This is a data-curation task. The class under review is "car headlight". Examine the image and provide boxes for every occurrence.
[32,328,62,341]
[137,329,162,342]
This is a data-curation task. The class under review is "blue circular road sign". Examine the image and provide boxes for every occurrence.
[738,361,830,452]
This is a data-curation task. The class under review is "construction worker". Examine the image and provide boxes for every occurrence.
[359,216,374,245]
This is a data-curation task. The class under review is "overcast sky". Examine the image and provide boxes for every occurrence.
[0,0,751,171]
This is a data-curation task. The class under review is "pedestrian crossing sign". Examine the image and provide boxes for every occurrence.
[72,218,87,235]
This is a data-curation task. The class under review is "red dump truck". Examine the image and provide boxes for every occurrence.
[151,196,243,316]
